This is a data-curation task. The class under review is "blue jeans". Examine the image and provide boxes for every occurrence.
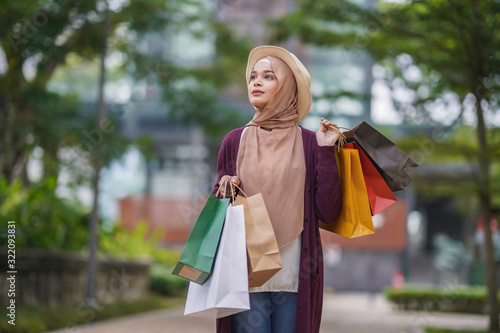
[230,292,298,333]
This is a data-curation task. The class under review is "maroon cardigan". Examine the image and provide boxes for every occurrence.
[213,126,342,333]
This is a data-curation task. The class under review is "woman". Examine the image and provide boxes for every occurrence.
[213,45,342,333]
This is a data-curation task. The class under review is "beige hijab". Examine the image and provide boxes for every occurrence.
[237,56,306,249]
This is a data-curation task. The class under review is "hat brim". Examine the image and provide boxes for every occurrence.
[246,45,312,124]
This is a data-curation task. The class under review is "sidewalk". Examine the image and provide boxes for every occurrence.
[49,292,488,333]
[319,292,487,333]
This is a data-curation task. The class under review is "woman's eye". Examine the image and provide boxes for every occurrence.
[250,75,256,80]
[265,75,273,79]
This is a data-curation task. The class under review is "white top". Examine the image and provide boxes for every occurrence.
[249,234,302,293]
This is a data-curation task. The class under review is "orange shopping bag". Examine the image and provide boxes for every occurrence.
[319,147,374,238]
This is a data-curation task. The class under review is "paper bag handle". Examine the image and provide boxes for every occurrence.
[216,178,237,201]
[232,184,249,199]
[327,125,350,151]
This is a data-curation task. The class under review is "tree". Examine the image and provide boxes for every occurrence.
[271,0,500,331]
[0,0,248,186]
[0,0,249,306]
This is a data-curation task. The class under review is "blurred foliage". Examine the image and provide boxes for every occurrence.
[0,178,89,250]
[99,221,188,297]
[99,220,180,266]
[0,178,186,264]
[152,22,251,137]
[271,0,499,110]
[133,136,156,162]
[425,328,486,333]
[271,0,499,139]
[396,125,500,206]
[385,285,499,314]
[0,293,184,333]
[272,0,500,212]
[0,0,251,261]
[0,0,249,189]
[150,264,189,296]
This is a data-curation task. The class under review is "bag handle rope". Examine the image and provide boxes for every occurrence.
[216,179,237,200]
[327,125,350,152]
[216,179,249,200]
[232,183,248,199]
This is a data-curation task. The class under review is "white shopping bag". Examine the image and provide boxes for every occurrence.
[184,204,250,319]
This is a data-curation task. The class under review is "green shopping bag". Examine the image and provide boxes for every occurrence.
[172,192,230,284]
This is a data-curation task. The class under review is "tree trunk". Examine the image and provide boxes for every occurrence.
[85,8,109,307]
[475,94,499,333]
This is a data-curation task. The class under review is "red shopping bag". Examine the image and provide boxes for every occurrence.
[344,142,397,216]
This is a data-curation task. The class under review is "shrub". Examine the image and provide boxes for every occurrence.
[384,286,499,314]
[99,220,180,265]
[0,294,184,333]
[150,264,188,296]
[0,178,89,251]
[99,221,187,296]
[425,328,486,333]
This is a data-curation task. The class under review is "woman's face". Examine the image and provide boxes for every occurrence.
[248,60,279,109]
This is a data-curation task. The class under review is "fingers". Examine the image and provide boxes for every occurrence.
[218,175,240,197]
[317,118,341,146]
[321,118,338,130]
[218,176,229,196]
[219,175,240,186]
[230,176,240,186]
[219,176,230,194]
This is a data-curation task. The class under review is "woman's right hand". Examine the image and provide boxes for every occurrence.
[219,175,240,198]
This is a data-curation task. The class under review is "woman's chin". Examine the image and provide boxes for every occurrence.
[249,99,266,109]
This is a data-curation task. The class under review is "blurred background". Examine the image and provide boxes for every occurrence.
[0,0,499,332]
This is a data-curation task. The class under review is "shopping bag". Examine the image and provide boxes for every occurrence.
[184,204,250,319]
[344,142,398,216]
[234,190,282,288]
[344,121,418,191]
[172,193,230,284]
[319,147,375,238]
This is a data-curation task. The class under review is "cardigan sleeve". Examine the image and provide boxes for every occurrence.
[314,145,342,223]
[213,128,242,199]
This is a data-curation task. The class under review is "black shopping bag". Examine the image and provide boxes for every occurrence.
[344,122,418,191]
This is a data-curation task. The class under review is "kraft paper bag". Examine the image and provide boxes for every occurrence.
[320,148,375,238]
[234,192,282,288]
[344,121,418,191]
[172,193,230,284]
[184,204,250,319]
[345,142,398,215]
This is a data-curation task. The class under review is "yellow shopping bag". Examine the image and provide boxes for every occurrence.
[320,147,374,238]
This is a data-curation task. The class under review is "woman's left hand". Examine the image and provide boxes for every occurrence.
[316,118,340,146]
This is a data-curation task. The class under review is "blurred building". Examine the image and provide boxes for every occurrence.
[321,197,409,292]
[117,20,221,243]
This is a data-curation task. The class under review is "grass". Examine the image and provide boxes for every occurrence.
[0,293,186,333]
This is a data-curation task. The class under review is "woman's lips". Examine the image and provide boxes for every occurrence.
[252,89,264,96]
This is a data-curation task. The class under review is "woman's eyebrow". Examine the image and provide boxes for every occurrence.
[251,70,275,74]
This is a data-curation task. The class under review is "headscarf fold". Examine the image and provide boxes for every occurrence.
[237,56,306,249]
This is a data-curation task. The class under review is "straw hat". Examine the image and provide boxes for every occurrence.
[246,45,312,124]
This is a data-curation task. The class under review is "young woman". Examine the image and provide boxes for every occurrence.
[213,45,342,333]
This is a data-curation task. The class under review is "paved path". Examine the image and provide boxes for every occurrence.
[319,293,487,333]
[49,292,488,333]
